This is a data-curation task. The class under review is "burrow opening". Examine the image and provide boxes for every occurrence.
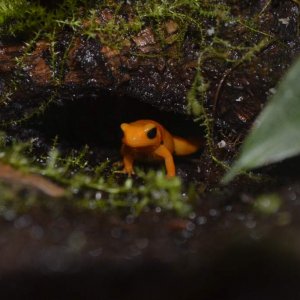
[26,92,204,151]
[3,92,210,183]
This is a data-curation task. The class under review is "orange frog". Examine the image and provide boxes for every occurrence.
[120,120,201,177]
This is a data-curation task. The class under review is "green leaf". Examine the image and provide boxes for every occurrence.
[222,57,300,184]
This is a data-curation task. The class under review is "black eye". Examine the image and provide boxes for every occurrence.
[147,127,157,139]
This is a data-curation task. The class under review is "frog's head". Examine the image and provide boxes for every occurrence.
[120,121,161,148]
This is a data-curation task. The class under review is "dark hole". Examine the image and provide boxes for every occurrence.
[27,92,204,150]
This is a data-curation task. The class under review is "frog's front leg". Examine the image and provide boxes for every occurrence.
[154,145,175,177]
[121,146,135,175]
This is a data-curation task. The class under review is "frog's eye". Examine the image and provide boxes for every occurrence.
[147,127,157,139]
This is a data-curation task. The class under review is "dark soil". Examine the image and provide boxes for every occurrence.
[1,170,300,299]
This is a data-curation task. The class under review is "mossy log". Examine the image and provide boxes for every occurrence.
[0,0,299,136]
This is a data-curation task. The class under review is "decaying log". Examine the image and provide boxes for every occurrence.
[0,0,299,134]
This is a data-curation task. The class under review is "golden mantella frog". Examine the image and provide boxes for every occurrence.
[120,120,201,177]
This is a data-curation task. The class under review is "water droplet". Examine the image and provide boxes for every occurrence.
[209,209,219,217]
[155,206,162,213]
[68,231,86,252]
[254,194,281,214]
[225,205,232,212]
[30,225,44,239]
[277,212,292,226]
[111,227,122,239]
[196,216,207,225]
[3,209,16,221]
[95,192,102,200]
[278,17,290,25]
[135,238,149,250]
[186,221,195,231]
[245,219,256,229]
[288,191,297,201]
[89,247,103,257]
[189,212,196,220]
[217,140,226,148]
[14,215,32,229]
[207,27,215,36]
[126,214,135,224]
[235,96,243,102]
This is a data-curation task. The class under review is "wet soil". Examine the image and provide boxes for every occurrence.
[1,168,300,299]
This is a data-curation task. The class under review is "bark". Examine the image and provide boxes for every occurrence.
[0,0,299,134]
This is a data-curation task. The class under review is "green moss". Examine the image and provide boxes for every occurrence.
[0,0,285,58]
[0,0,229,46]
[0,0,88,38]
[0,133,193,217]
[0,0,49,37]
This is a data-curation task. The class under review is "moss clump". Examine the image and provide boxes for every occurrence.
[0,0,230,48]
[0,133,193,217]
[0,0,90,38]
